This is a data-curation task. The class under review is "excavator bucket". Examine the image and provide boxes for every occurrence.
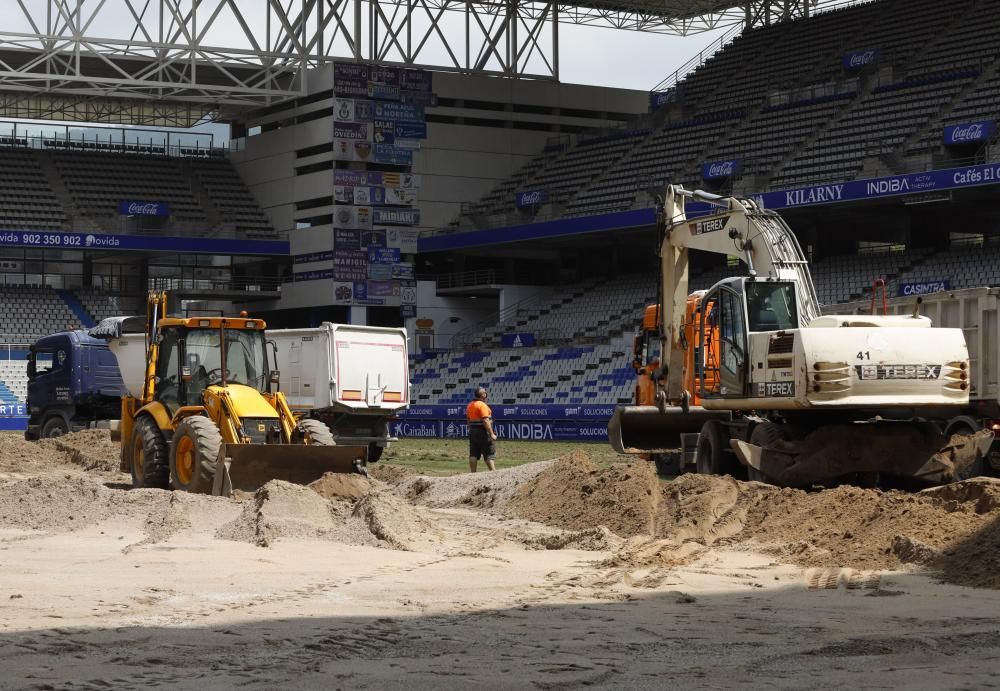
[731,423,994,487]
[609,405,731,454]
[212,443,367,496]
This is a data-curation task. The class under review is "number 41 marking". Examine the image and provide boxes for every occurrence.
[856,351,870,360]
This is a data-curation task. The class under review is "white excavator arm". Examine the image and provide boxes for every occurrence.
[658,185,821,406]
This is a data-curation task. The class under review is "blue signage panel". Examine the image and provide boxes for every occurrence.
[399,404,617,420]
[118,200,171,217]
[368,247,401,264]
[400,69,433,93]
[391,418,609,442]
[334,63,369,97]
[944,120,996,145]
[293,269,334,282]
[373,208,420,226]
[500,333,536,348]
[843,48,880,69]
[374,143,413,165]
[334,228,361,250]
[649,89,677,110]
[702,159,742,180]
[400,304,417,319]
[0,230,287,255]
[293,251,334,264]
[394,121,427,139]
[333,122,370,140]
[334,170,383,187]
[361,229,387,247]
[333,250,368,281]
[374,101,424,122]
[897,280,950,297]
[516,189,548,208]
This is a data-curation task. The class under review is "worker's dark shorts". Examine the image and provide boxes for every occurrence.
[468,427,496,460]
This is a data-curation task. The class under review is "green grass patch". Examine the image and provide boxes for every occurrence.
[379,438,632,476]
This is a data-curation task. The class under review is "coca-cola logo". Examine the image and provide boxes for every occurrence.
[126,202,163,216]
[950,123,985,143]
[845,49,879,68]
[517,190,547,207]
[707,161,735,177]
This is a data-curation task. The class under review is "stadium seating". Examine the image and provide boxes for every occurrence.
[454,0,1000,227]
[0,145,276,239]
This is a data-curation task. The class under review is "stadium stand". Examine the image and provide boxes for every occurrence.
[451,0,1000,227]
[0,360,27,406]
[0,144,276,239]
[0,286,83,344]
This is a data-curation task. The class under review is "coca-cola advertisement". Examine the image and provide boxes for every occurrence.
[944,120,996,146]
[701,159,742,181]
[842,48,880,70]
[515,189,549,208]
[117,200,171,217]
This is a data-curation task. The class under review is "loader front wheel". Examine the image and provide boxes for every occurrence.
[170,416,223,493]
[131,415,169,490]
[293,419,336,446]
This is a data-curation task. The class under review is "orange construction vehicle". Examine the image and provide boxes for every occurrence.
[614,293,729,473]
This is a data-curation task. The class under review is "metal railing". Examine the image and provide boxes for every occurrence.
[651,23,744,93]
[0,120,225,158]
[434,269,497,290]
[0,342,31,357]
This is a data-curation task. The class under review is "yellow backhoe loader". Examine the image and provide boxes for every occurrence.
[95,292,367,495]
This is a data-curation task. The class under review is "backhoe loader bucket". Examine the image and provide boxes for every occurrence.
[609,405,731,454]
[212,443,367,496]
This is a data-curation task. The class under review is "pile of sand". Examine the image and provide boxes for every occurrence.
[0,433,76,474]
[395,460,551,509]
[503,453,1000,588]
[41,429,122,473]
[369,464,417,485]
[308,472,372,500]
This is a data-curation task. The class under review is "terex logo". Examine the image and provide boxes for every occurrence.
[693,218,726,235]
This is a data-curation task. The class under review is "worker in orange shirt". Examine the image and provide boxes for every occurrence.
[466,386,497,472]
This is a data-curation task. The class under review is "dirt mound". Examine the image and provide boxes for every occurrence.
[507,452,659,538]
[41,429,121,473]
[396,461,551,509]
[353,491,432,550]
[309,472,371,501]
[369,464,416,485]
[0,474,118,530]
[217,480,378,548]
[522,526,621,552]
[0,433,74,474]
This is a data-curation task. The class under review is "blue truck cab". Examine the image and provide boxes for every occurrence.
[25,330,126,439]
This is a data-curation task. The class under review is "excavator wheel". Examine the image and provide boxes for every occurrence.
[695,420,726,476]
[131,415,169,490]
[293,419,337,446]
[170,416,223,494]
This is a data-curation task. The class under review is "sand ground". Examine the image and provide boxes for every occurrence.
[2,434,1000,689]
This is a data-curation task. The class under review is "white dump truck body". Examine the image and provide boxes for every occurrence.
[270,323,410,414]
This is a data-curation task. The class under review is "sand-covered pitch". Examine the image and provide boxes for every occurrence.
[3,431,1000,689]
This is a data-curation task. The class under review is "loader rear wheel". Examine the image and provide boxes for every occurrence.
[170,416,223,494]
[293,419,336,446]
[131,415,169,490]
[696,420,727,476]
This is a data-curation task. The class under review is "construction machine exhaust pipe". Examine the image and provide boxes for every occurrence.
[211,443,368,496]
[609,404,731,454]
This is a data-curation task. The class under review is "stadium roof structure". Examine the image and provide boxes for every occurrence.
[0,0,858,126]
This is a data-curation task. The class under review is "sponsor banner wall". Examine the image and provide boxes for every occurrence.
[0,230,286,255]
[944,120,996,145]
[392,419,609,442]
[400,404,618,420]
[897,280,950,297]
[118,200,171,217]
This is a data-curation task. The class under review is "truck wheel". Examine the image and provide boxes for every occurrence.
[131,416,169,490]
[293,419,336,446]
[40,416,69,438]
[170,416,223,493]
[696,420,727,476]
[367,443,384,463]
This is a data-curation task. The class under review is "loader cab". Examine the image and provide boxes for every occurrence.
[697,278,798,399]
[153,319,270,412]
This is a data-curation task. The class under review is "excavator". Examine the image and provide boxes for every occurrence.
[93,291,368,496]
[609,186,989,486]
